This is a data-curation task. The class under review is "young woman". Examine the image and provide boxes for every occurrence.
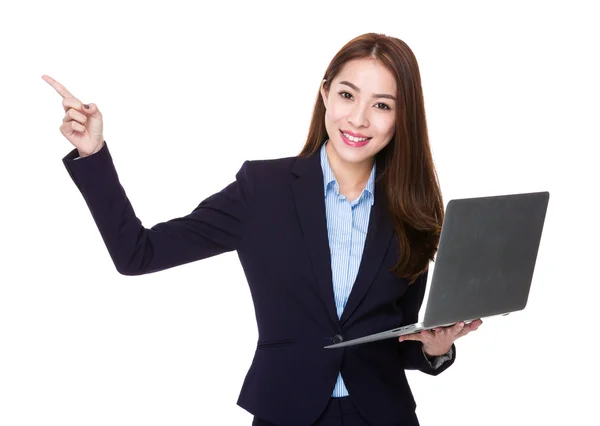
[43,32,481,426]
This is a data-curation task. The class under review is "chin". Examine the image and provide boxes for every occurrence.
[341,151,371,163]
[331,137,375,162]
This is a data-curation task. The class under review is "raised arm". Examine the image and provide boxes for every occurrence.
[62,142,253,275]
[44,74,253,276]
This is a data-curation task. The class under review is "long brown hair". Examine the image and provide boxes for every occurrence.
[298,32,444,285]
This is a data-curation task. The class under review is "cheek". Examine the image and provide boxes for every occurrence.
[327,100,351,123]
[374,117,396,137]
[327,107,345,124]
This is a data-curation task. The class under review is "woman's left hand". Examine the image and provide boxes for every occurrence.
[398,319,483,357]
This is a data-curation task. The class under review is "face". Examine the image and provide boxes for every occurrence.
[320,57,397,170]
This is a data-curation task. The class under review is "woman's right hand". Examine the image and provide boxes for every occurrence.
[42,75,105,158]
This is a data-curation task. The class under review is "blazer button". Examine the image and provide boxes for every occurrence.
[332,334,344,344]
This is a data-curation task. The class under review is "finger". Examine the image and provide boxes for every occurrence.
[427,327,447,339]
[463,320,481,332]
[62,97,86,114]
[59,120,85,137]
[65,100,102,120]
[455,328,471,339]
[83,103,101,118]
[420,330,438,344]
[457,321,481,338]
[63,107,88,125]
[398,333,424,343]
[42,75,75,99]
[452,322,465,336]
[468,322,481,332]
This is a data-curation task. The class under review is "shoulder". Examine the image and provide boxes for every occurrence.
[242,154,300,180]
[236,147,321,189]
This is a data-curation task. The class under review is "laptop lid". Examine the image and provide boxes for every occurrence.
[421,191,550,327]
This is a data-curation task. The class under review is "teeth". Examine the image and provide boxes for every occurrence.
[343,132,369,142]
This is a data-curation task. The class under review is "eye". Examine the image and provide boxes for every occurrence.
[338,91,392,111]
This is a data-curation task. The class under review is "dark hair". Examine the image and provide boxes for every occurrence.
[298,32,444,285]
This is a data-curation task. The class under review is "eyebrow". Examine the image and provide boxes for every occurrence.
[339,81,396,101]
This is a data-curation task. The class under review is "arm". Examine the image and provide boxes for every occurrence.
[396,267,456,375]
[62,141,254,276]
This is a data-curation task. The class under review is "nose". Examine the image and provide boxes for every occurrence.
[347,102,369,128]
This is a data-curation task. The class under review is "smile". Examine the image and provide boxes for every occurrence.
[340,130,371,147]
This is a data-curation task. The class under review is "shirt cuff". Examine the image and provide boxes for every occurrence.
[423,346,454,369]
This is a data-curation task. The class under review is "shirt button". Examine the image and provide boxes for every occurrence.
[332,334,344,344]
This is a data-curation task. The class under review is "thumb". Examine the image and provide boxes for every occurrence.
[82,102,102,118]
[398,333,423,342]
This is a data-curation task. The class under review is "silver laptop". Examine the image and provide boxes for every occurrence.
[324,191,550,349]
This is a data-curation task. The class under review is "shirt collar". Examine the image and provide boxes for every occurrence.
[320,140,376,205]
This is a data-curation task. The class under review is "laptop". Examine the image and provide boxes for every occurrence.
[324,191,550,349]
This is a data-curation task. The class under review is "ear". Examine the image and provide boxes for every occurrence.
[320,79,329,105]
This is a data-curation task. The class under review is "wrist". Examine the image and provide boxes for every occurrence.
[423,345,451,358]
[78,141,104,158]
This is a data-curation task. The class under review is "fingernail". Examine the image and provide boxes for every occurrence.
[84,104,89,109]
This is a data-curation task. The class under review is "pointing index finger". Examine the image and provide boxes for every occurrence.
[41,75,74,99]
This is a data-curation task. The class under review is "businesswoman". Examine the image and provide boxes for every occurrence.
[44,32,481,426]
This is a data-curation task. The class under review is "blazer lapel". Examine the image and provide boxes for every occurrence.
[340,182,394,327]
[290,148,395,330]
[291,151,340,330]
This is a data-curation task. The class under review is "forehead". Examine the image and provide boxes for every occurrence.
[333,58,397,93]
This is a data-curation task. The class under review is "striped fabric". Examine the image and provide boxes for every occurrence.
[320,140,376,397]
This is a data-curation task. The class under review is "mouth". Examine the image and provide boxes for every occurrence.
[340,130,371,147]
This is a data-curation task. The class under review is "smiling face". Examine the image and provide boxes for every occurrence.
[320,57,397,171]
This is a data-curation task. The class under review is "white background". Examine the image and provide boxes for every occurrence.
[1,0,598,425]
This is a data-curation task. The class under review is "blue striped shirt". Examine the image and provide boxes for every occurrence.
[320,141,452,398]
[320,140,376,397]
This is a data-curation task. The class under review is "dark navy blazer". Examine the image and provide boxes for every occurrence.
[62,141,456,426]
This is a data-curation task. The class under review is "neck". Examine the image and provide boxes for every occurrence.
[325,142,374,193]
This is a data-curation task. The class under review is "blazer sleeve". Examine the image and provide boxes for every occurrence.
[62,141,254,276]
[396,267,456,375]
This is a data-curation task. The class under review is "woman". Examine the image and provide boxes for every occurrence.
[43,32,481,426]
